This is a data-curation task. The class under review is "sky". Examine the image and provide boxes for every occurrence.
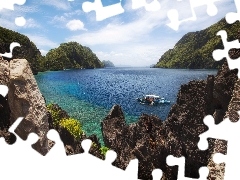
[0,0,237,67]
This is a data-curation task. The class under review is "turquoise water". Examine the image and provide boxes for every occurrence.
[35,67,217,144]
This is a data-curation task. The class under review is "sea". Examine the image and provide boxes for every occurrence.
[35,67,217,144]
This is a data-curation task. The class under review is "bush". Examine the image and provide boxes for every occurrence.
[100,146,110,156]
[47,103,63,126]
[59,118,84,139]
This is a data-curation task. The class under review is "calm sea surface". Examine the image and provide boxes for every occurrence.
[35,67,217,144]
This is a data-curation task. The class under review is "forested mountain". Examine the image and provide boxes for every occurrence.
[0,26,42,74]
[154,18,240,69]
[40,42,104,71]
[102,60,115,67]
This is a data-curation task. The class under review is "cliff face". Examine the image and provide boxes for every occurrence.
[101,59,238,179]
[0,58,52,154]
[154,18,240,69]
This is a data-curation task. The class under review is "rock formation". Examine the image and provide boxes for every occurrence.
[101,59,238,180]
[48,103,104,159]
[0,58,53,155]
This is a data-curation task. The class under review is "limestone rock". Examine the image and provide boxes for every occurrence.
[101,59,238,180]
[0,59,53,155]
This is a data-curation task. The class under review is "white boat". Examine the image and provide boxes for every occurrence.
[137,94,170,105]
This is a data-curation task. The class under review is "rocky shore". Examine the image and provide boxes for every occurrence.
[101,59,238,179]
[0,54,239,179]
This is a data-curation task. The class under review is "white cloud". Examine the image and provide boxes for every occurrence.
[40,49,48,56]
[25,34,58,49]
[23,18,41,28]
[66,19,87,31]
[41,0,71,10]
[66,10,167,45]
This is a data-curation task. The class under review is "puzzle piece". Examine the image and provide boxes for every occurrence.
[82,0,124,21]
[167,0,220,30]
[226,0,240,24]
[0,0,25,10]
[0,0,26,26]
[131,0,161,11]
[167,155,209,179]
[1,115,139,180]
[152,169,163,180]
[198,113,240,180]
[0,42,21,58]
[212,30,240,78]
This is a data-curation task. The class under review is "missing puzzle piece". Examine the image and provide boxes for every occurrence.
[167,155,209,179]
[0,0,26,26]
[0,85,9,99]
[226,0,240,24]
[198,113,240,180]
[82,0,124,21]
[0,42,21,58]
[0,0,26,10]
[167,0,220,31]
[212,30,240,78]
[131,0,161,11]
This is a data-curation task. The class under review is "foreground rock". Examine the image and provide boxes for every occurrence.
[101,59,238,179]
[0,58,52,155]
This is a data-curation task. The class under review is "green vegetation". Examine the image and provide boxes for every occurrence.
[47,103,109,155]
[40,42,104,71]
[154,18,240,69]
[59,118,84,139]
[47,103,68,126]
[47,103,83,139]
[102,60,115,67]
[0,26,43,74]
[0,26,104,73]
[100,146,110,156]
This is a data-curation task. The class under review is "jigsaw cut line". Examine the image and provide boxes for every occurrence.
[82,0,124,21]
[1,0,240,180]
[82,0,220,30]
[167,155,209,180]
[226,0,240,24]
[0,42,21,58]
[198,113,240,180]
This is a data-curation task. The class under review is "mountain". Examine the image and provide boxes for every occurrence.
[40,42,104,71]
[102,60,115,67]
[154,18,240,69]
[0,26,43,74]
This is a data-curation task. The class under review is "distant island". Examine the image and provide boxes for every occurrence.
[102,60,115,67]
[39,42,104,71]
[154,18,240,69]
[0,27,104,74]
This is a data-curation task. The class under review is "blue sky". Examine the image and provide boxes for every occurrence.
[0,0,236,67]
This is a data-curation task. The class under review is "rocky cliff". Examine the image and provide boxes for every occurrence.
[0,58,104,157]
[101,59,238,179]
[0,58,53,154]
[0,54,239,179]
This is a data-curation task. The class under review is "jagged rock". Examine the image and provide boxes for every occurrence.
[226,79,240,122]
[101,59,238,180]
[0,58,9,85]
[0,59,53,155]
[57,124,104,159]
